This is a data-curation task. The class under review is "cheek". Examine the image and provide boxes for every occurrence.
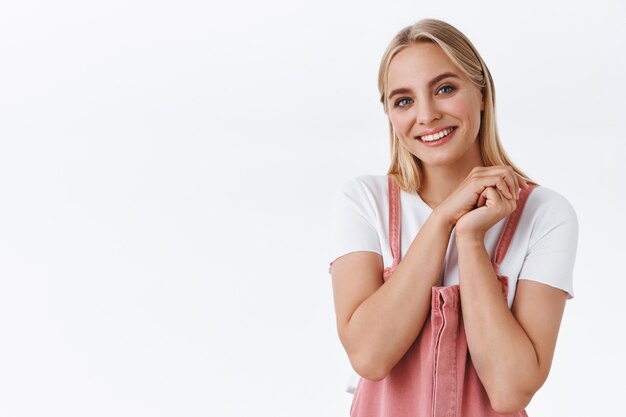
[448,96,482,129]
[448,96,476,117]
[389,112,413,133]
[389,115,411,146]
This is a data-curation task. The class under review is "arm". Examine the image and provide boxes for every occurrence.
[456,234,567,414]
[330,168,535,382]
[331,210,453,380]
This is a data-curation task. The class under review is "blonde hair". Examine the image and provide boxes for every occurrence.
[378,18,535,192]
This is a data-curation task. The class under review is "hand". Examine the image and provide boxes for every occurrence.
[455,186,516,240]
[433,165,529,228]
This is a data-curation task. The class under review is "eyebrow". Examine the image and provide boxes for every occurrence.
[387,72,460,100]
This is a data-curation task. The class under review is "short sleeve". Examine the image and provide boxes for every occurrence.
[328,177,382,273]
[517,193,579,299]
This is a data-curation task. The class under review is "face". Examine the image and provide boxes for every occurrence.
[386,42,484,169]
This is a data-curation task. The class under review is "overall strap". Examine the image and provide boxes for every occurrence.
[492,183,539,275]
[387,175,402,269]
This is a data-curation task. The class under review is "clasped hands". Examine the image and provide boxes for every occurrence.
[433,166,530,240]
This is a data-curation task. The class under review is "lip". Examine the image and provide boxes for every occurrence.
[416,126,457,147]
[415,125,457,138]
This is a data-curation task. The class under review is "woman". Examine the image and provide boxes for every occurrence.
[328,19,578,416]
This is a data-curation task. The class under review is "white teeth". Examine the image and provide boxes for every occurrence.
[418,127,454,142]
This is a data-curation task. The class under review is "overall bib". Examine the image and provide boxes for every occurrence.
[350,175,537,417]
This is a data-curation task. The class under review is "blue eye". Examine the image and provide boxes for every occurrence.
[394,97,412,108]
[437,84,455,94]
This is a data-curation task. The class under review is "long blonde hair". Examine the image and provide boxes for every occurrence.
[378,19,535,192]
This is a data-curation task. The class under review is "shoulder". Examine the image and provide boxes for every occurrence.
[515,184,579,300]
[329,175,387,265]
[524,185,578,225]
[332,174,389,202]
[521,185,579,251]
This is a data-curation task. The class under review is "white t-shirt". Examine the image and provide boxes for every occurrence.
[328,174,579,306]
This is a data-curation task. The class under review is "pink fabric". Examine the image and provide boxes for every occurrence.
[350,175,537,417]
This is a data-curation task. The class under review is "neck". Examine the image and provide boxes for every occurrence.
[418,147,485,209]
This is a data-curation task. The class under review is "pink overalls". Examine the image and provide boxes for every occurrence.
[349,175,537,417]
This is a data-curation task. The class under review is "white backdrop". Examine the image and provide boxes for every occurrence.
[0,1,624,416]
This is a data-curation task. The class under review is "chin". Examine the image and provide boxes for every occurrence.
[413,151,463,167]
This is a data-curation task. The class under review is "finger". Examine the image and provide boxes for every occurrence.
[477,188,488,207]
[490,175,513,200]
[477,166,520,199]
[510,169,520,199]
[517,174,530,189]
[515,176,525,198]
[493,185,517,212]
[484,186,503,203]
[474,170,513,200]
[478,186,502,207]
[499,168,517,200]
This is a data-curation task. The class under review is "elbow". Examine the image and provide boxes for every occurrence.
[338,325,394,382]
[487,371,545,413]
[489,389,533,414]
[354,364,389,382]
[348,351,391,382]
[491,398,531,415]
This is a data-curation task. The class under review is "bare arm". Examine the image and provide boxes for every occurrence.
[330,166,529,382]
[456,234,567,414]
[330,210,453,380]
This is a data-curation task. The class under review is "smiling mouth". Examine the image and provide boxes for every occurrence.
[416,127,457,142]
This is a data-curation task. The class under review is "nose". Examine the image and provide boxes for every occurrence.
[415,97,441,125]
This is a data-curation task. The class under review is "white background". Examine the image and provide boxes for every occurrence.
[0,0,624,416]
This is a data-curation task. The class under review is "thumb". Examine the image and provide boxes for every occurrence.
[477,188,488,208]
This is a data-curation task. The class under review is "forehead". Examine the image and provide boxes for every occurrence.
[387,42,461,88]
